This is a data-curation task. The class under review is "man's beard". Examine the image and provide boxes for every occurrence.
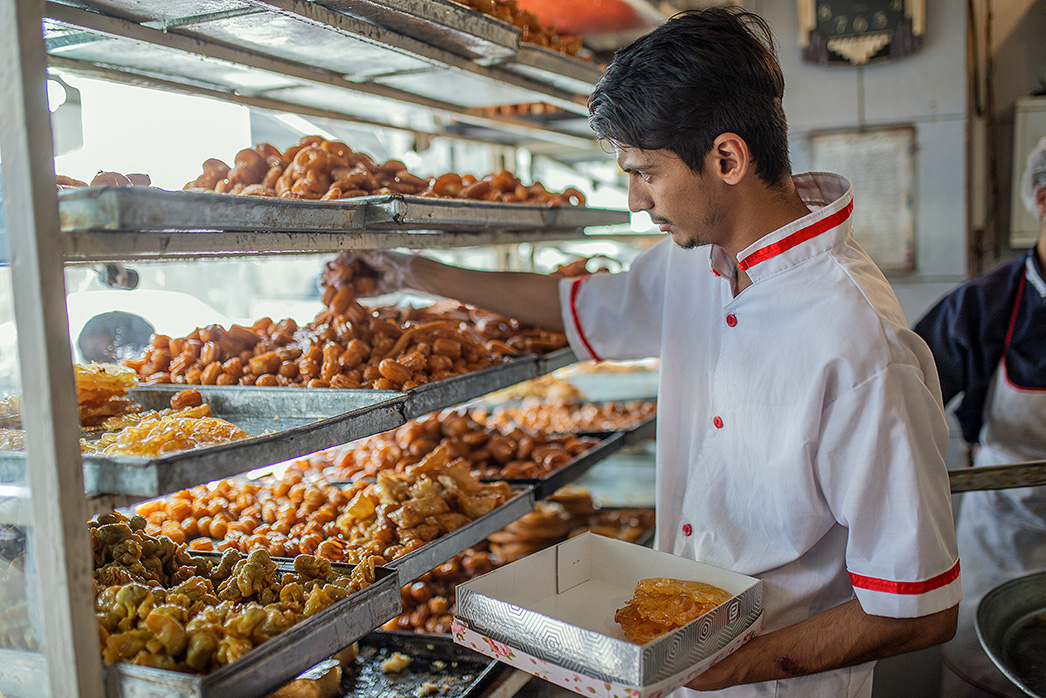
[671,192,725,250]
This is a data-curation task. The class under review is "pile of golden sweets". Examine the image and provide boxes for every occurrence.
[386,548,496,634]
[125,255,567,390]
[311,408,598,481]
[486,486,655,561]
[451,0,584,57]
[386,489,655,634]
[0,366,244,456]
[136,444,515,566]
[57,171,151,188]
[0,552,35,651]
[92,511,378,672]
[0,396,23,451]
[184,136,585,205]
[469,102,566,119]
[77,368,246,457]
[615,578,732,644]
[0,396,21,428]
[322,254,569,355]
[475,397,657,435]
[76,362,141,427]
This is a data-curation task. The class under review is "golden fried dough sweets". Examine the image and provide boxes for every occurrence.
[92,511,380,673]
[0,395,22,428]
[75,363,140,426]
[0,429,25,452]
[615,578,731,644]
[613,604,673,645]
[84,414,246,457]
[99,404,211,432]
[184,136,587,206]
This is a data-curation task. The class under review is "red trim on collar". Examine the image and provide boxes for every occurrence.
[849,559,960,595]
[569,276,602,362]
[738,200,854,271]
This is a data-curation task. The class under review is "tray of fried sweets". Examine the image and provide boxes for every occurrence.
[313,402,635,514]
[0,348,565,499]
[361,193,626,232]
[86,512,403,698]
[57,187,624,237]
[0,383,408,499]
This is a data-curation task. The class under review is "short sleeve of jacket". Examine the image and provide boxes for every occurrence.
[558,240,671,362]
[816,350,961,617]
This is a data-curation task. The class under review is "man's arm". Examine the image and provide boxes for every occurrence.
[358,251,566,332]
[686,599,958,691]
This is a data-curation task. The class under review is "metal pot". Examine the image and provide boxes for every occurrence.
[976,570,1046,698]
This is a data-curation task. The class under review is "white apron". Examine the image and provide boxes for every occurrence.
[943,275,1046,696]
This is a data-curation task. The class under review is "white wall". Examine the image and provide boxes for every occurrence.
[752,1,970,326]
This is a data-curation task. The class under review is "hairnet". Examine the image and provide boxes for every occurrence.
[1021,136,1046,215]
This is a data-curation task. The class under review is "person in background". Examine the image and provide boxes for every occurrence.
[76,310,155,363]
[350,9,960,697]
[915,137,1046,696]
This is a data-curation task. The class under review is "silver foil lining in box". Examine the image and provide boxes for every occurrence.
[456,582,763,686]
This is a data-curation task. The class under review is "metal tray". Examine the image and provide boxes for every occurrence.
[403,356,541,419]
[977,571,1046,698]
[497,430,628,500]
[348,630,504,698]
[104,562,401,698]
[385,485,535,585]
[56,188,624,259]
[365,194,628,232]
[58,187,377,233]
[315,0,521,65]
[43,2,598,155]
[0,388,406,498]
[535,346,577,375]
[503,45,603,95]
[616,413,656,447]
[0,347,574,498]
[950,459,1046,493]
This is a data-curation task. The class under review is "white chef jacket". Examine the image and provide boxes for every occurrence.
[559,172,962,697]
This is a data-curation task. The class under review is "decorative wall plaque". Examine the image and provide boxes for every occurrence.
[798,0,925,66]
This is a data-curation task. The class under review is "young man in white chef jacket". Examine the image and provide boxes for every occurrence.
[350,8,961,696]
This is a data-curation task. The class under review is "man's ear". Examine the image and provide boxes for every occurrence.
[711,133,749,185]
[1035,185,1046,220]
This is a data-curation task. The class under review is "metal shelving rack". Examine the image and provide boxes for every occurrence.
[0,1,631,696]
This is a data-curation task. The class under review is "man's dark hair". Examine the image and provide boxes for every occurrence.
[588,8,790,187]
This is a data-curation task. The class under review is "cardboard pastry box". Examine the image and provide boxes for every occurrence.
[452,533,763,698]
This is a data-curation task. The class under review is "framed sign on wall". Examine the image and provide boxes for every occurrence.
[798,0,925,66]
[810,126,916,272]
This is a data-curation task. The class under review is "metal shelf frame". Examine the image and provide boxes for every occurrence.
[1,3,104,696]
[0,1,613,695]
[42,0,601,150]
[56,188,628,261]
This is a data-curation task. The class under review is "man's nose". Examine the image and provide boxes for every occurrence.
[628,182,652,213]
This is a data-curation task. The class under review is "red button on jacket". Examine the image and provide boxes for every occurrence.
[682,523,692,536]
[726,314,737,327]
[713,416,723,429]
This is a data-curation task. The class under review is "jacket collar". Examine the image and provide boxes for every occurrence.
[707,172,854,282]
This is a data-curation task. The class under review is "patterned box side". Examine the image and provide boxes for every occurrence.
[456,581,763,685]
[456,587,639,684]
